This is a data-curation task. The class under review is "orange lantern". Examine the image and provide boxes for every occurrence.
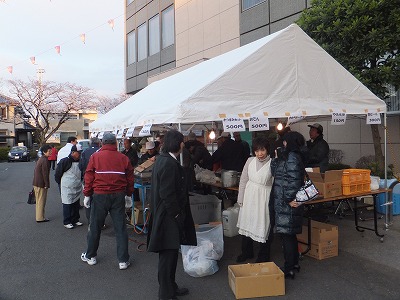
[80,33,86,44]
[7,66,13,74]
[30,57,36,64]
[55,45,61,54]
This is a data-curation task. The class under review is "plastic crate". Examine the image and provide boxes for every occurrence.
[342,169,371,184]
[342,182,371,195]
[189,193,222,224]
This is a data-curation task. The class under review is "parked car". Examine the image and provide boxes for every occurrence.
[8,146,31,162]
[77,139,91,151]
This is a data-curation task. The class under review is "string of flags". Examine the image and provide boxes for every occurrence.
[3,12,121,74]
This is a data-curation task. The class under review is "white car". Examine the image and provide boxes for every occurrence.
[77,139,91,151]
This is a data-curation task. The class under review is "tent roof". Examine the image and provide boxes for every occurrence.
[90,23,386,132]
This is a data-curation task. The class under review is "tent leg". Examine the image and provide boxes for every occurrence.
[384,113,391,228]
[178,123,183,166]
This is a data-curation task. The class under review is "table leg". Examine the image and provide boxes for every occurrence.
[354,196,384,240]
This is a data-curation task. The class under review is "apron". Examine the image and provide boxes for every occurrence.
[60,162,82,204]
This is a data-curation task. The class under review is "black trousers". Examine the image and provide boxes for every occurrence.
[241,228,274,262]
[281,233,299,273]
[158,249,179,299]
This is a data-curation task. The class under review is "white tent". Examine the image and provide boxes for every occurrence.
[90,23,386,132]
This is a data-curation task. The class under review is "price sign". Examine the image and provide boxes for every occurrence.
[287,114,305,125]
[331,112,346,125]
[125,127,135,137]
[139,124,152,136]
[248,115,269,131]
[97,132,104,139]
[222,116,245,132]
[366,112,381,125]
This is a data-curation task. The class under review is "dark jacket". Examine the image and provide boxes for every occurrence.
[306,135,329,173]
[83,144,134,196]
[147,152,196,252]
[138,151,158,165]
[188,140,212,170]
[121,147,138,167]
[212,138,246,172]
[79,146,100,181]
[271,151,305,235]
[55,155,74,184]
[32,156,50,188]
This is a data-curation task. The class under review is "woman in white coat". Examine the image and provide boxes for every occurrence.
[236,136,274,263]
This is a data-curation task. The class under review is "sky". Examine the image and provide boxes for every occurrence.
[0,0,125,97]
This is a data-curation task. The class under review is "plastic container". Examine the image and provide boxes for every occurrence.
[376,180,400,215]
[222,205,240,237]
[189,193,222,224]
[342,182,370,195]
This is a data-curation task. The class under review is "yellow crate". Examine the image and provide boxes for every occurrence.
[342,169,371,185]
[342,181,371,195]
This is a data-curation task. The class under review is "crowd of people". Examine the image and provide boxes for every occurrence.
[31,123,330,299]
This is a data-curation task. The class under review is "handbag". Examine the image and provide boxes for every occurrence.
[27,189,36,205]
[295,172,319,203]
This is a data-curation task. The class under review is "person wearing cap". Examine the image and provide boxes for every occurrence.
[147,130,196,300]
[138,141,159,164]
[55,144,84,229]
[81,133,134,270]
[212,132,247,172]
[306,123,329,173]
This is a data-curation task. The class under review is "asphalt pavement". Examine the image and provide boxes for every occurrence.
[1,161,400,300]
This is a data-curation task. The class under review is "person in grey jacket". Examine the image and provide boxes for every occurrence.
[271,131,306,279]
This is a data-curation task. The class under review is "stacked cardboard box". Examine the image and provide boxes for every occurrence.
[297,220,338,260]
[307,169,343,198]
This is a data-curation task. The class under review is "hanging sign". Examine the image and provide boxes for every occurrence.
[222,116,245,132]
[331,112,346,125]
[97,132,104,139]
[287,114,305,125]
[139,124,152,136]
[125,127,135,137]
[248,115,269,131]
[117,128,126,139]
[366,112,381,125]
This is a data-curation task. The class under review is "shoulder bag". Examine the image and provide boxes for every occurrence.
[295,172,319,203]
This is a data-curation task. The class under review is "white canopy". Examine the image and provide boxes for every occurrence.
[90,23,386,132]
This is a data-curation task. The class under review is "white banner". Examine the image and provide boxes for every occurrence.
[287,114,305,125]
[97,132,104,139]
[248,115,269,131]
[366,112,381,125]
[125,127,135,137]
[222,116,245,132]
[116,128,125,139]
[139,124,152,136]
[331,112,347,125]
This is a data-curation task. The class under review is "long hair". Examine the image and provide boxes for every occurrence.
[282,131,305,153]
[162,130,184,153]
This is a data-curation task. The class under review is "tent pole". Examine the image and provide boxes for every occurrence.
[178,123,183,166]
[384,112,390,228]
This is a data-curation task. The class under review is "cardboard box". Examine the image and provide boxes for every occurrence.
[307,170,343,198]
[134,159,154,173]
[297,220,338,260]
[298,240,338,260]
[228,262,285,299]
[131,202,145,225]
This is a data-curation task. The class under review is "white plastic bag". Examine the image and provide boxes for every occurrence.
[194,164,218,184]
[181,223,224,277]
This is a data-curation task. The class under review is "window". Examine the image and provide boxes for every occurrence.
[149,14,160,56]
[137,23,147,61]
[162,5,174,49]
[127,30,136,65]
[242,0,266,11]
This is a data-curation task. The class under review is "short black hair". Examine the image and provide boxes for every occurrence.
[67,136,77,143]
[162,130,184,153]
[282,131,305,153]
[41,144,52,153]
[252,136,270,154]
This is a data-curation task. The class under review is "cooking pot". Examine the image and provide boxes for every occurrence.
[221,170,240,188]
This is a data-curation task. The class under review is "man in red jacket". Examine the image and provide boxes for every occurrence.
[80,133,134,270]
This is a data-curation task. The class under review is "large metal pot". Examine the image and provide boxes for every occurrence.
[221,170,240,187]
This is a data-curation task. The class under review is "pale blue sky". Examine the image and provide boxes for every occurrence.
[0,0,125,97]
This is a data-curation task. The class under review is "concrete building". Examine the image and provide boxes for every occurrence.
[124,0,399,169]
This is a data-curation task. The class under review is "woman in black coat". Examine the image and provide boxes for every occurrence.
[271,131,306,279]
[147,130,196,300]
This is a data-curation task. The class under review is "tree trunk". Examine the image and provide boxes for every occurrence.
[370,124,385,173]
